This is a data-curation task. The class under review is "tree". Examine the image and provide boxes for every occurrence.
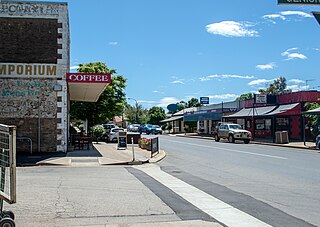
[259,77,291,95]
[236,93,254,101]
[177,101,187,111]
[124,103,149,124]
[70,62,127,127]
[187,98,201,108]
[148,106,166,125]
[304,101,320,138]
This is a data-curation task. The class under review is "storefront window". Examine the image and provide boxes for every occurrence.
[265,119,271,130]
[276,118,289,131]
[255,119,265,130]
[246,120,251,129]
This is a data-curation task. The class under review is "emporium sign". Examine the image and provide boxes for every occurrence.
[278,0,320,4]
[66,73,111,83]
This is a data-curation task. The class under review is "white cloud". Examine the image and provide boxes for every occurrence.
[281,48,307,60]
[157,97,179,108]
[289,79,304,84]
[256,63,276,70]
[153,90,164,94]
[70,66,79,70]
[199,74,255,82]
[263,14,286,23]
[171,80,185,84]
[263,11,312,23]
[248,79,274,86]
[208,94,238,100]
[287,84,308,91]
[280,11,312,18]
[108,41,118,45]
[206,21,258,37]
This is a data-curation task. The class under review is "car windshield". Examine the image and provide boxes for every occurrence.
[153,125,160,128]
[229,124,242,130]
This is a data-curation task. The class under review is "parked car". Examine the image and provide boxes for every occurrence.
[127,124,140,132]
[316,134,320,149]
[139,124,156,134]
[213,122,251,144]
[103,123,117,134]
[153,125,162,134]
[108,128,124,142]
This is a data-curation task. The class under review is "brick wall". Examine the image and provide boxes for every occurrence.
[0,1,70,153]
[0,118,58,153]
[0,18,62,63]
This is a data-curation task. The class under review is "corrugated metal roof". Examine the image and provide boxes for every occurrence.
[224,105,276,118]
[265,103,299,116]
[160,115,183,123]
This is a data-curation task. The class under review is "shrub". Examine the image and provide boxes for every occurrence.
[91,125,105,143]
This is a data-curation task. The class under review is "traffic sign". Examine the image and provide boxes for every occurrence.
[278,0,320,5]
[200,97,209,105]
[313,12,320,25]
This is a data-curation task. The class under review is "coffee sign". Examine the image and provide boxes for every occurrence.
[67,73,111,83]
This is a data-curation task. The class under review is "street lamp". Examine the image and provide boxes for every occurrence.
[128,97,138,123]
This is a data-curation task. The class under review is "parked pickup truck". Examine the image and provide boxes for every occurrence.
[213,122,251,144]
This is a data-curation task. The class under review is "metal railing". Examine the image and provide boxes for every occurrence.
[0,124,16,204]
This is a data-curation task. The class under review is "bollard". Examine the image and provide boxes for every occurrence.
[131,137,135,162]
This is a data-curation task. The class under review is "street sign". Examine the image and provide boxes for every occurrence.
[313,12,320,25]
[254,94,267,104]
[278,0,320,5]
[200,97,209,105]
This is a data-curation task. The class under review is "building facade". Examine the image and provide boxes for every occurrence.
[0,1,70,153]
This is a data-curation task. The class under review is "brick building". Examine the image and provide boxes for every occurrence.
[0,1,70,153]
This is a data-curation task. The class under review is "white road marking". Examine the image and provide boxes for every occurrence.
[162,139,288,160]
[135,164,272,227]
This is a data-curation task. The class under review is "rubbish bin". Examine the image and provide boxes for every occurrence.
[281,131,289,144]
[275,131,289,144]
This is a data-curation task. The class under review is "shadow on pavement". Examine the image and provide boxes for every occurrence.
[17,152,66,166]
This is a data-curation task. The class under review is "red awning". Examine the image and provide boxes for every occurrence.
[265,103,300,116]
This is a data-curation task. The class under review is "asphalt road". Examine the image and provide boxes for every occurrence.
[156,135,320,227]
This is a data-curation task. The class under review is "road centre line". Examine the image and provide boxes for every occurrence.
[135,164,272,227]
[162,139,288,160]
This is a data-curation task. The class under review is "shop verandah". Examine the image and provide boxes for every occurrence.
[223,103,312,143]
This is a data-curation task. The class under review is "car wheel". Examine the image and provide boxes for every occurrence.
[244,139,250,144]
[228,134,234,143]
[214,134,220,142]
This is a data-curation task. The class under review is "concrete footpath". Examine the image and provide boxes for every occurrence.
[34,142,167,166]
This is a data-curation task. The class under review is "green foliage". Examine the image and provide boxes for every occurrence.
[70,62,127,127]
[91,125,105,142]
[148,106,166,125]
[176,101,187,111]
[187,98,201,107]
[125,103,149,124]
[258,77,291,95]
[304,101,320,138]
[236,93,254,101]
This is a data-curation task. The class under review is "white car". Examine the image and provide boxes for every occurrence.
[108,128,124,142]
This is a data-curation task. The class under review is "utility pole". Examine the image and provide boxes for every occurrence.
[305,79,316,91]
[128,97,138,123]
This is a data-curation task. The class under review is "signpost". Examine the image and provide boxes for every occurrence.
[200,97,209,105]
[278,0,320,5]
[254,94,267,104]
[117,131,127,150]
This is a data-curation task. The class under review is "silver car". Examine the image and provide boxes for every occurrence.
[108,128,124,142]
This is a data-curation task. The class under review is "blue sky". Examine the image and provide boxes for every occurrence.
[60,0,320,108]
